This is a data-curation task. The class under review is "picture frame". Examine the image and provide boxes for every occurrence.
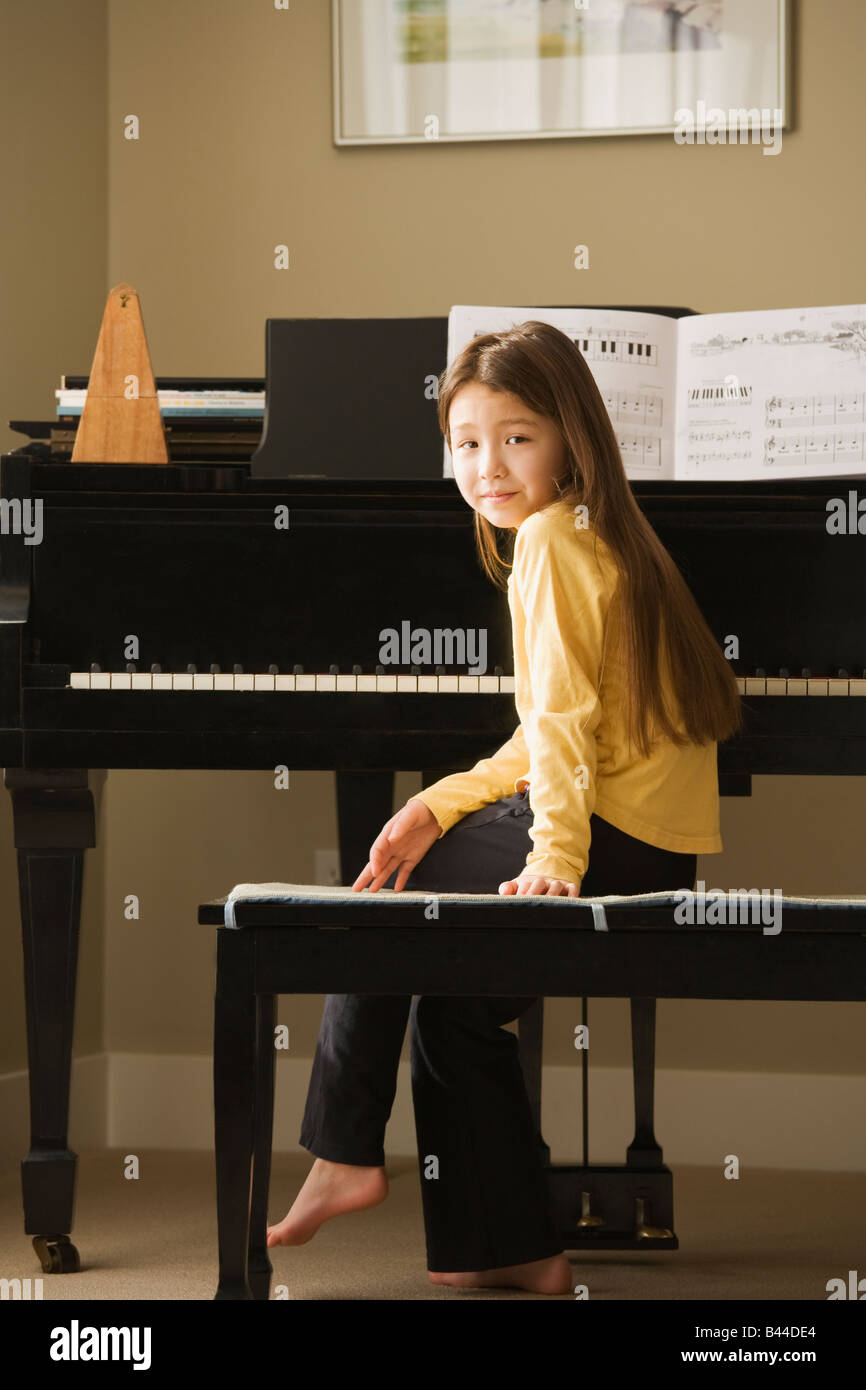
[332,0,790,147]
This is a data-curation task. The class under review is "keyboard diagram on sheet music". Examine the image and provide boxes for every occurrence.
[687,384,753,405]
[572,334,658,367]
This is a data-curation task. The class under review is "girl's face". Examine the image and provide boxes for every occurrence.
[448,382,566,528]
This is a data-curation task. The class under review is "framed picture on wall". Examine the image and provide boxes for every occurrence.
[332,0,790,146]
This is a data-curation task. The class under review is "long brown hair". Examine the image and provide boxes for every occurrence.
[438,319,742,757]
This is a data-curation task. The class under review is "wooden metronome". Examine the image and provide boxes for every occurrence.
[71,282,169,464]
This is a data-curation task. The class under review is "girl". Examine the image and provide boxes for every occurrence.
[267,319,743,1294]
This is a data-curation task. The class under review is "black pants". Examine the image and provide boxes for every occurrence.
[299,788,697,1272]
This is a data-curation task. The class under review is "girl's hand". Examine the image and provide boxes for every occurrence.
[352,798,442,893]
[499,874,581,897]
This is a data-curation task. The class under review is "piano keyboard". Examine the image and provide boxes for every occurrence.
[64,670,866,696]
[67,668,516,694]
[737,677,866,696]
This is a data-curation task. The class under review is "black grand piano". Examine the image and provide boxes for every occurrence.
[3,311,866,1276]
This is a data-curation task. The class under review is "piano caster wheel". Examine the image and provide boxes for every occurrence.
[634,1197,673,1243]
[32,1234,81,1274]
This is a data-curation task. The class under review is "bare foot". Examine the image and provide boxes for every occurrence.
[267,1158,388,1247]
[428,1252,572,1294]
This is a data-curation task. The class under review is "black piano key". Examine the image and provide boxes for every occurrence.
[293,664,303,675]
[754,668,766,678]
[150,664,161,674]
[352,665,362,675]
[187,664,197,675]
[233,664,243,675]
[801,668,811,679]
[210,664,221,674]
[90,663,101,673]
[778,668,789,678]
[125,663,136,674]
[268,664,279,675]
[837,669,849,679]
[329,665,339,675]
[410,665,421,675]
[375,665,384,675]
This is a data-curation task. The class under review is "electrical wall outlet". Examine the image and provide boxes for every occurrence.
[314,849,342,886]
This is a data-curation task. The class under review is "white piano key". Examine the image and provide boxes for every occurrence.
[458,676,480,693]
[110,672,132,690]
[70,672,90,689]
[275,674,296,691]
[153,674,173,691]
[131,673,153,690]
[254,674,275,691]
[336,675,357,691]
[315,674,336,691]
[765,678,787,695]
[376,674,397,692]
[91,673,111,690]
[295,674,315,691]
[827,679,849,696]
[357,675,377,692]
[193,674,214,690]
[479,676,499,693]
[735,678,746,695]
[438,675,458,693]
[851,680,866,696]
[786,678,807,695]
[745,678,766,695]
[806,679,828,695]
[214,674,234,691]
[418,675,438,693]
[234,674,255,691]
[396,675,417,692]
[173,673,194,690]
[499,676,515,694]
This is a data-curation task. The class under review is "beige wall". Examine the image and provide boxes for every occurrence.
[0,1,108,1069]
[2,0,866,1099]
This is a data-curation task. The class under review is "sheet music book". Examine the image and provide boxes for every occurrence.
[444,304,866,483]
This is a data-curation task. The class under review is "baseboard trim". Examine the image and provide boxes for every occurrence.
[1,1053,864,1173]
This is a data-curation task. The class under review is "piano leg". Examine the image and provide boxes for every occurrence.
[3,769,95,1275]
[214,929,257,1299]
[248,993,276,1300]
[627,997,663,1167]
[628,996,675,1242]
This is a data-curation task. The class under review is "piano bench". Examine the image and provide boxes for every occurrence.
[199,881,866,1301]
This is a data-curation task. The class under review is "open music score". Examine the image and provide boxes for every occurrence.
[448,303,866,481]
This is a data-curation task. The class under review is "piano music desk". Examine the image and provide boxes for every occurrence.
[200,883,866,1301]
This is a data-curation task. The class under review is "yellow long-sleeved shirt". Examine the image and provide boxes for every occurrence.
[411,498,723,887]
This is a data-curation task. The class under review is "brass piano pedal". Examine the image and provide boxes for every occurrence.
[634,1196,673,1242]
[576,1190,605,1229]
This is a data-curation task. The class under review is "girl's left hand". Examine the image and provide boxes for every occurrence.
[498,874,581,897]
